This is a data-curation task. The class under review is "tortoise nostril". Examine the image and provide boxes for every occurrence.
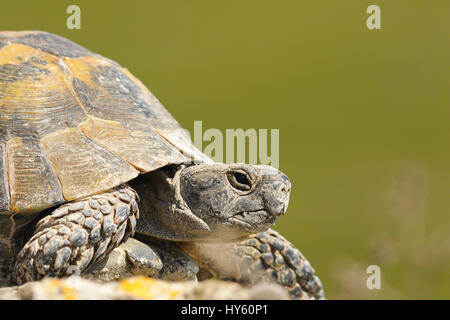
[281,187,287,193]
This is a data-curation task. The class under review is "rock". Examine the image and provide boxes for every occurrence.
[0,276,292,300]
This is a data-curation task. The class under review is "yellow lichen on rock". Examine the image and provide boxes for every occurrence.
[118,276,183,300]
[48,279,78,300]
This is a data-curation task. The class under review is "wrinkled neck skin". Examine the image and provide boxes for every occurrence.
[129,165,209,242]
[129,162,291,243]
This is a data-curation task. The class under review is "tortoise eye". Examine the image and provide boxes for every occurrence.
[228,170,252,191]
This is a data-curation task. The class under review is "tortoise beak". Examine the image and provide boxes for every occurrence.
[257,166,291,217]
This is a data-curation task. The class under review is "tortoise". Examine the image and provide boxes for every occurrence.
[0,31,324,299]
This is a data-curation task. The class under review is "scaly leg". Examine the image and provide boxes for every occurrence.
[14,184,139,285]
[84,237,198,282]
[179,229,325,300]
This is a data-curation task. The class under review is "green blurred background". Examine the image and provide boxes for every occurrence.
[1,1,449,299]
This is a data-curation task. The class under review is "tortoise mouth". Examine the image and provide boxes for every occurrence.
[227,209,278,231]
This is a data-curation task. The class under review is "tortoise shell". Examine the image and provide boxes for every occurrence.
[0,31,209,216]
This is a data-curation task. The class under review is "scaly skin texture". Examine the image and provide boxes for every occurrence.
[179,229,324,300]
[14,184,138,284]
[84,237,199,282]
[239,230,324,299]
[131,163,291,242]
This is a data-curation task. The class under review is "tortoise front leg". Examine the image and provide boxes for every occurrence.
[237,229,324,299]
[14,184,139,285]
[179,229,325,300]
[84,237,198,282]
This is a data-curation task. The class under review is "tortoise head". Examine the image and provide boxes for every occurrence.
[132,163,291,241]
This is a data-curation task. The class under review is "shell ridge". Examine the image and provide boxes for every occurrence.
[78,115,189,173]
[40,127,139,201]
[57,57,88,116]
[76,124,145,172]
[6,136,65,213]
[0,140,11,213]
